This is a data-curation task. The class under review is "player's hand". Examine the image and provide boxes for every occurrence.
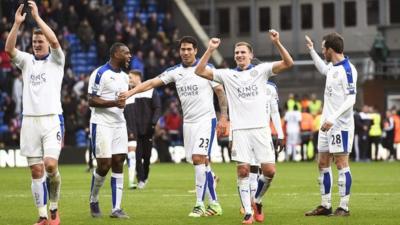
[275,138,285,153]
[320,121,333,132]
[28,0,40,20]
[208,38,221,51]
[119,91,131,99]
[305,35,314,50]
[116,94,126,109]
[216,115,228,137]
[269,29,280,43]
[15,4,27,25]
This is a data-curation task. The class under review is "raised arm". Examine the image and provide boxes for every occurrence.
[120,77,164,99]
[5,4,26,58]
[305,35,329,75]
[29,0,60,49]
[270,29,294,74]
[194,38,221,81]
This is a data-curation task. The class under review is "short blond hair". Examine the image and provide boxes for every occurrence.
[234,42,253,53]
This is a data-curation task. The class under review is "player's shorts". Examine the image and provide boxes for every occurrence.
[318,126,354,154]
[231,127,275,164]
[183,118,218,160]
[20,114,64,160]
[286,131,300,145]
[90,123,128,158]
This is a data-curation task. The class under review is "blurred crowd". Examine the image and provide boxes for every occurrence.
[0,0,185,152]
[0,1,399,163]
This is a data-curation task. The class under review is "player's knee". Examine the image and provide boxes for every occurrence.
[335,160,349,169]
[318,157,331,169]
[96,162,111,176]
[192,154,206,165]
[262,167,276,178]
[30,164,44,178]
[237,165,250,178]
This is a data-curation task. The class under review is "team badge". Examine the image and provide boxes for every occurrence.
[250,70,258,77]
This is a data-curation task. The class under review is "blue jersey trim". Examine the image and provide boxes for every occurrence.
[207,118,217,157]
[341,130,348,153]
[91,123,97,158]
[233,64,254,71]
[34,53,50,61]
[95,63,111,85]
[267,81,278,91]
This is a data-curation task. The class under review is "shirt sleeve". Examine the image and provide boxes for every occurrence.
[88,69,104,96]
[212,68,226,84]
[158,70,176,85]
[256,62,274,78]
[11,49,30,69]
[310,49,329,76]
[49,47,65,66]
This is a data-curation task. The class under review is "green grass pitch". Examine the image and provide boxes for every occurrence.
[0,162,399,225]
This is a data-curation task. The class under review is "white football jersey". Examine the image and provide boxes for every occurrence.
[322,57,357,129]
[88,63,129,127]
[12,48,65,115]
[213,62,275,130]
[159,62,218,123]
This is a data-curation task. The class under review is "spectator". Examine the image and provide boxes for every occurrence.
[77,18,94,51]
[164,101,183,146]
[300,107,314,161]
[96,34,109,64]
[382,110,395,161]
[359,105,372,161]
[369,106,382,160]
[11,72,22,115]
[284,104,302,161]
[309,93,322,116]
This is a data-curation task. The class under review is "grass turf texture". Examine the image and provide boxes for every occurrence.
[0,162,398,225]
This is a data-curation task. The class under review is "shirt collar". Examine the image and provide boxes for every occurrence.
[106,62,122,73]
[34,54,50,61]
[181,58,199,68]
[333,56,349,66]
[234,64,254,71]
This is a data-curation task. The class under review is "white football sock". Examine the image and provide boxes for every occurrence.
[111,172,124,212]
[238,176,251,215]
[194,164,207,205]
[47,169,61,211]
[338,167,352,211]
[318,167,333,209]
[89,171,106,203]
[249,172,259,202]
[32,175,48,218]
[205,165,218,203]
[255,175,273,204]
[127,151,136,185]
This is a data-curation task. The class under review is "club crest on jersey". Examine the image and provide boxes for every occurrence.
[333,71,339,79]
[250,70,258,77]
